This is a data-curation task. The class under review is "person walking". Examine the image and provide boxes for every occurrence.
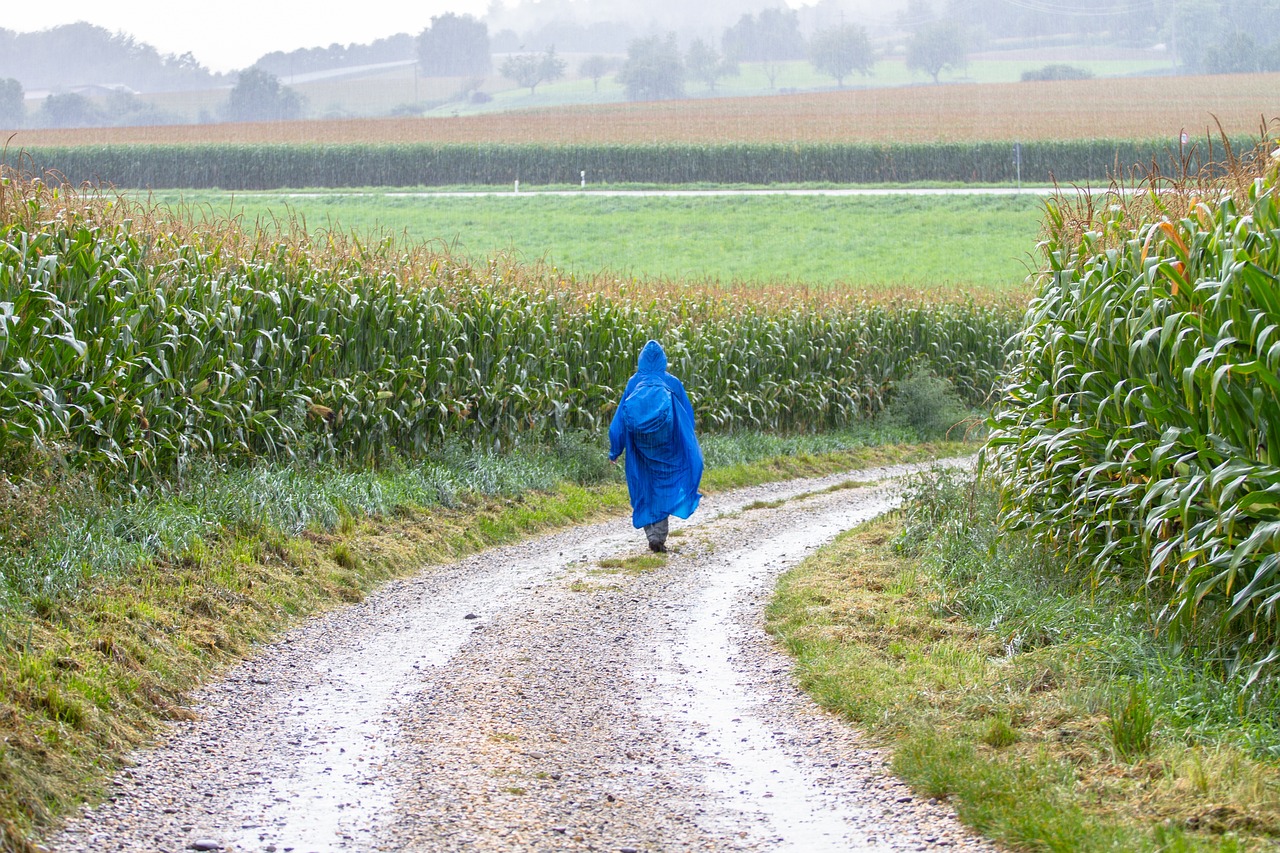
[608,340,703,552]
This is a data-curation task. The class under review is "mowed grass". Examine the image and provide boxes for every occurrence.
[153,190,1044,291]
[768,503,1280,851]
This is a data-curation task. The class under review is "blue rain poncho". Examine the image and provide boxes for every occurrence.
[608,340,704,528]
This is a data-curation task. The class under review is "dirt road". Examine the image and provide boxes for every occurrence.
[50,461,993,853]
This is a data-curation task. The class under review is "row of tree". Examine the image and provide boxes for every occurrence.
[414,2,1280,93]
[508,21,968,101]
[423,9,970,100]
[940,0,1280,75]
[5,0,1278,103]
[0,69,303,129]
[254,34,416,78]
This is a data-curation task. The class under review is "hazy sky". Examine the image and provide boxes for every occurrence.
[5,1,494,73]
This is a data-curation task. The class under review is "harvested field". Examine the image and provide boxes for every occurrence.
[6,73,1277,147]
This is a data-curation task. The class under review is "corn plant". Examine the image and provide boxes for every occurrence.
[4,139,1251,190]
[984,143,1280,669]
[1,170,1017,485]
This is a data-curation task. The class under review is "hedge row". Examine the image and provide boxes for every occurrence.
[4,139,1254,189]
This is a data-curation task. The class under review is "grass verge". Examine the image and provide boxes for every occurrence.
[766,469,1280,852]
[0,428,966,851]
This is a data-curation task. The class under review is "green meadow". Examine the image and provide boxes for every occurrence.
[151,190,1045,292]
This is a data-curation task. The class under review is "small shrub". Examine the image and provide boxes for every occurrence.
[883,369,971,442]
[551,431,615,485]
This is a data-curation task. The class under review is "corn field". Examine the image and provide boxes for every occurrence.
[984,143,1280,666]
[0,172,1017,483]
[4,139,1254,190]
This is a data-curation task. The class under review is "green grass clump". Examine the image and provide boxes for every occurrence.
[1108,685,1157,762]
[595,553,666,574]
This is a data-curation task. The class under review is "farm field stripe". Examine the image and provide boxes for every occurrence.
[153,188,1045,290]
[8,73,1276,146]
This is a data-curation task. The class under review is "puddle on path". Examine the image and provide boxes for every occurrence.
[651,487,904,851]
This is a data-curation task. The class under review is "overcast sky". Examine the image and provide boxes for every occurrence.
[5,1,495,74]
[6,0,823,75]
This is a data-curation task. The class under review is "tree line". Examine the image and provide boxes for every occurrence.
[0,70,305,129]
[418,8,965,103]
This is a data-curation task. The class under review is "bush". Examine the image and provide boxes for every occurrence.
[882,369,971,440]
[1021,64,1093,82]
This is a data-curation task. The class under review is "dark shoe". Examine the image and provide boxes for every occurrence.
[648,540,667,553]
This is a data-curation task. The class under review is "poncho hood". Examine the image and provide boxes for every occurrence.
[636,340,668,374]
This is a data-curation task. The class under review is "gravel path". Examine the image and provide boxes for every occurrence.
[48,461,995,853]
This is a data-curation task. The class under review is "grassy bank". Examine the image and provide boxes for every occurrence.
[152,190,1042,292]
[768,469,1280,851]
[0,425,966,851]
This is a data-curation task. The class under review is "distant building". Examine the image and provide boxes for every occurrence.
[24,83,139,101]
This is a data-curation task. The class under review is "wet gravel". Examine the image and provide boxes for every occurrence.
[48,460,994,853]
